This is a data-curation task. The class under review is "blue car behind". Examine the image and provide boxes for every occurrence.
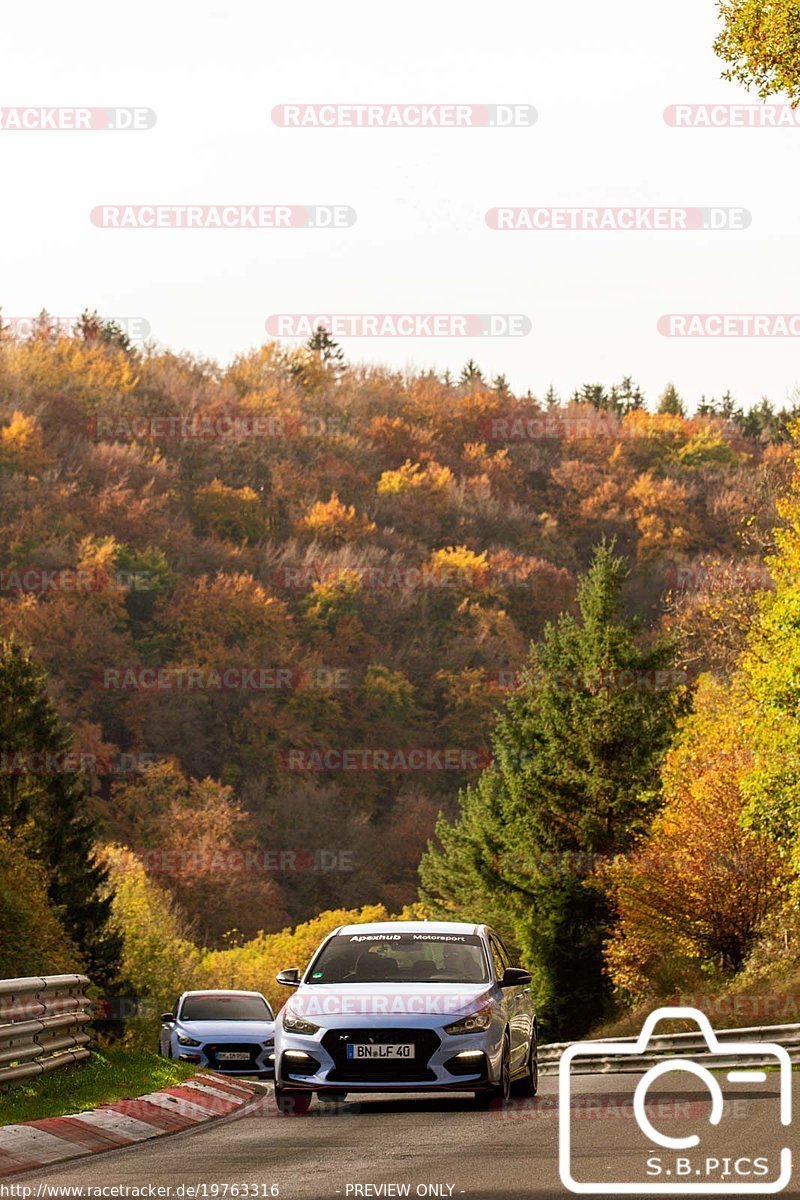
[159,989,275,1078]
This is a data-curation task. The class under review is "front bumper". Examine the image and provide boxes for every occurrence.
[174,1040,275,1077]
[276,1024,501,1092]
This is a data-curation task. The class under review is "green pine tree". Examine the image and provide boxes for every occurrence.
[307,325,346,371]
[657,383,685,417]
[420,544,682,1038]
[612,376,645,414]
[459,360,484,388]
[0,638,121,989]
[77,308,134,353]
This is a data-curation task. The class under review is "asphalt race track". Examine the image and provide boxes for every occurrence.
[13,1071,800,1200]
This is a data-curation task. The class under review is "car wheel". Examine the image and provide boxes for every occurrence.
[274,1085,312,1115]
[497,1035,512,1103]
[475,1034,511,1109]
[317,1089,348,1103]
[512,1031,538,1097]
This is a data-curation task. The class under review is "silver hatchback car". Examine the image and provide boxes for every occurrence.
[159,990,275,1078]
[273,920,537,1112]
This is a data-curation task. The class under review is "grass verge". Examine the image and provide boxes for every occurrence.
[0,1048,197,1126]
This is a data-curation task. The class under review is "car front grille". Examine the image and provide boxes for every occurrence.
[203,1042,262,1071]
[321,1027,440,1083]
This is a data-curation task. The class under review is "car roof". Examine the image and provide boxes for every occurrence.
[179,989,267,998]
[332,920,484,936]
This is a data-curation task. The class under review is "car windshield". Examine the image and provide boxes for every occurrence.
[180,994,273,1021]
[305,932,489,984]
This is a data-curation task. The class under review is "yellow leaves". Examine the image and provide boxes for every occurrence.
[193,479,267,545]
[100,844,203,1008]
[197,904,393,1010]
[623,409,687,442]
[463,441,510,474]
[297,491,376,545]
[602,677,788,998]
[0,410,48,473]
[0,832,84,976]
[224,342,288,396]
[676,428,744,468]
[361,664,415,717]
[77,533,120,577]
[425,545,489,588]
[303,569,362,629]
[377,459,454,496]
[714,0,800,105]
[2,336,137,408]
[626,471,697,561]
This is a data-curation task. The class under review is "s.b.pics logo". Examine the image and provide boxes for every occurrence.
[559,1008,792,1194]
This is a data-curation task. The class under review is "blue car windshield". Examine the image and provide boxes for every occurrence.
[180,994,273,1021]
[305,933,489,984]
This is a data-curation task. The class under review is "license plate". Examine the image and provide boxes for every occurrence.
[217,1051,251,1061]
[346,1043,414,1060]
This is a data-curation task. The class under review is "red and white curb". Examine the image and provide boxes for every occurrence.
[0,1072,261,1177]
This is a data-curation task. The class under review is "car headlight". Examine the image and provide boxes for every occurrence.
[176,1033,202,1046]
[282,1009,320,1035]
[262,1038,274,1048]
[444,1006,493,1035]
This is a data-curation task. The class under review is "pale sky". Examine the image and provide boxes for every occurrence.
[2,0,799,410]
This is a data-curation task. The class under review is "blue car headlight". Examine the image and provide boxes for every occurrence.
[444,1006,493,1035]
[176,1033,202,1046]
[283,1009,320,1035]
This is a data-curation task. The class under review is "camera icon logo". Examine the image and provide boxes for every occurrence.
[559,1006,793,1194]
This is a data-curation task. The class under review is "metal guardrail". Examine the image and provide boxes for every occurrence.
[0,975,93,1088]
[539,1022,800,1075]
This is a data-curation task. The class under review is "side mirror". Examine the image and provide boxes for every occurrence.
[276,968,301,988]
[161,1012,175,1023]
[500,967,532,988]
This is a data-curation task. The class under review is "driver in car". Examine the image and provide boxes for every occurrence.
[437,946,472,978]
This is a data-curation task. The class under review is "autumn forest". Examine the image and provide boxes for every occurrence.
[2,316,800,1039]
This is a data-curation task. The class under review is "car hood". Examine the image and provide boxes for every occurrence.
[282,981,493,1028]
[176,1019,275,1039]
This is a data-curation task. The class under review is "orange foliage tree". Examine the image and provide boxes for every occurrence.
[602,677,787,999]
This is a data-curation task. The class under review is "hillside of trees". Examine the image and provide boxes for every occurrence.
[2,316,799,1036]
